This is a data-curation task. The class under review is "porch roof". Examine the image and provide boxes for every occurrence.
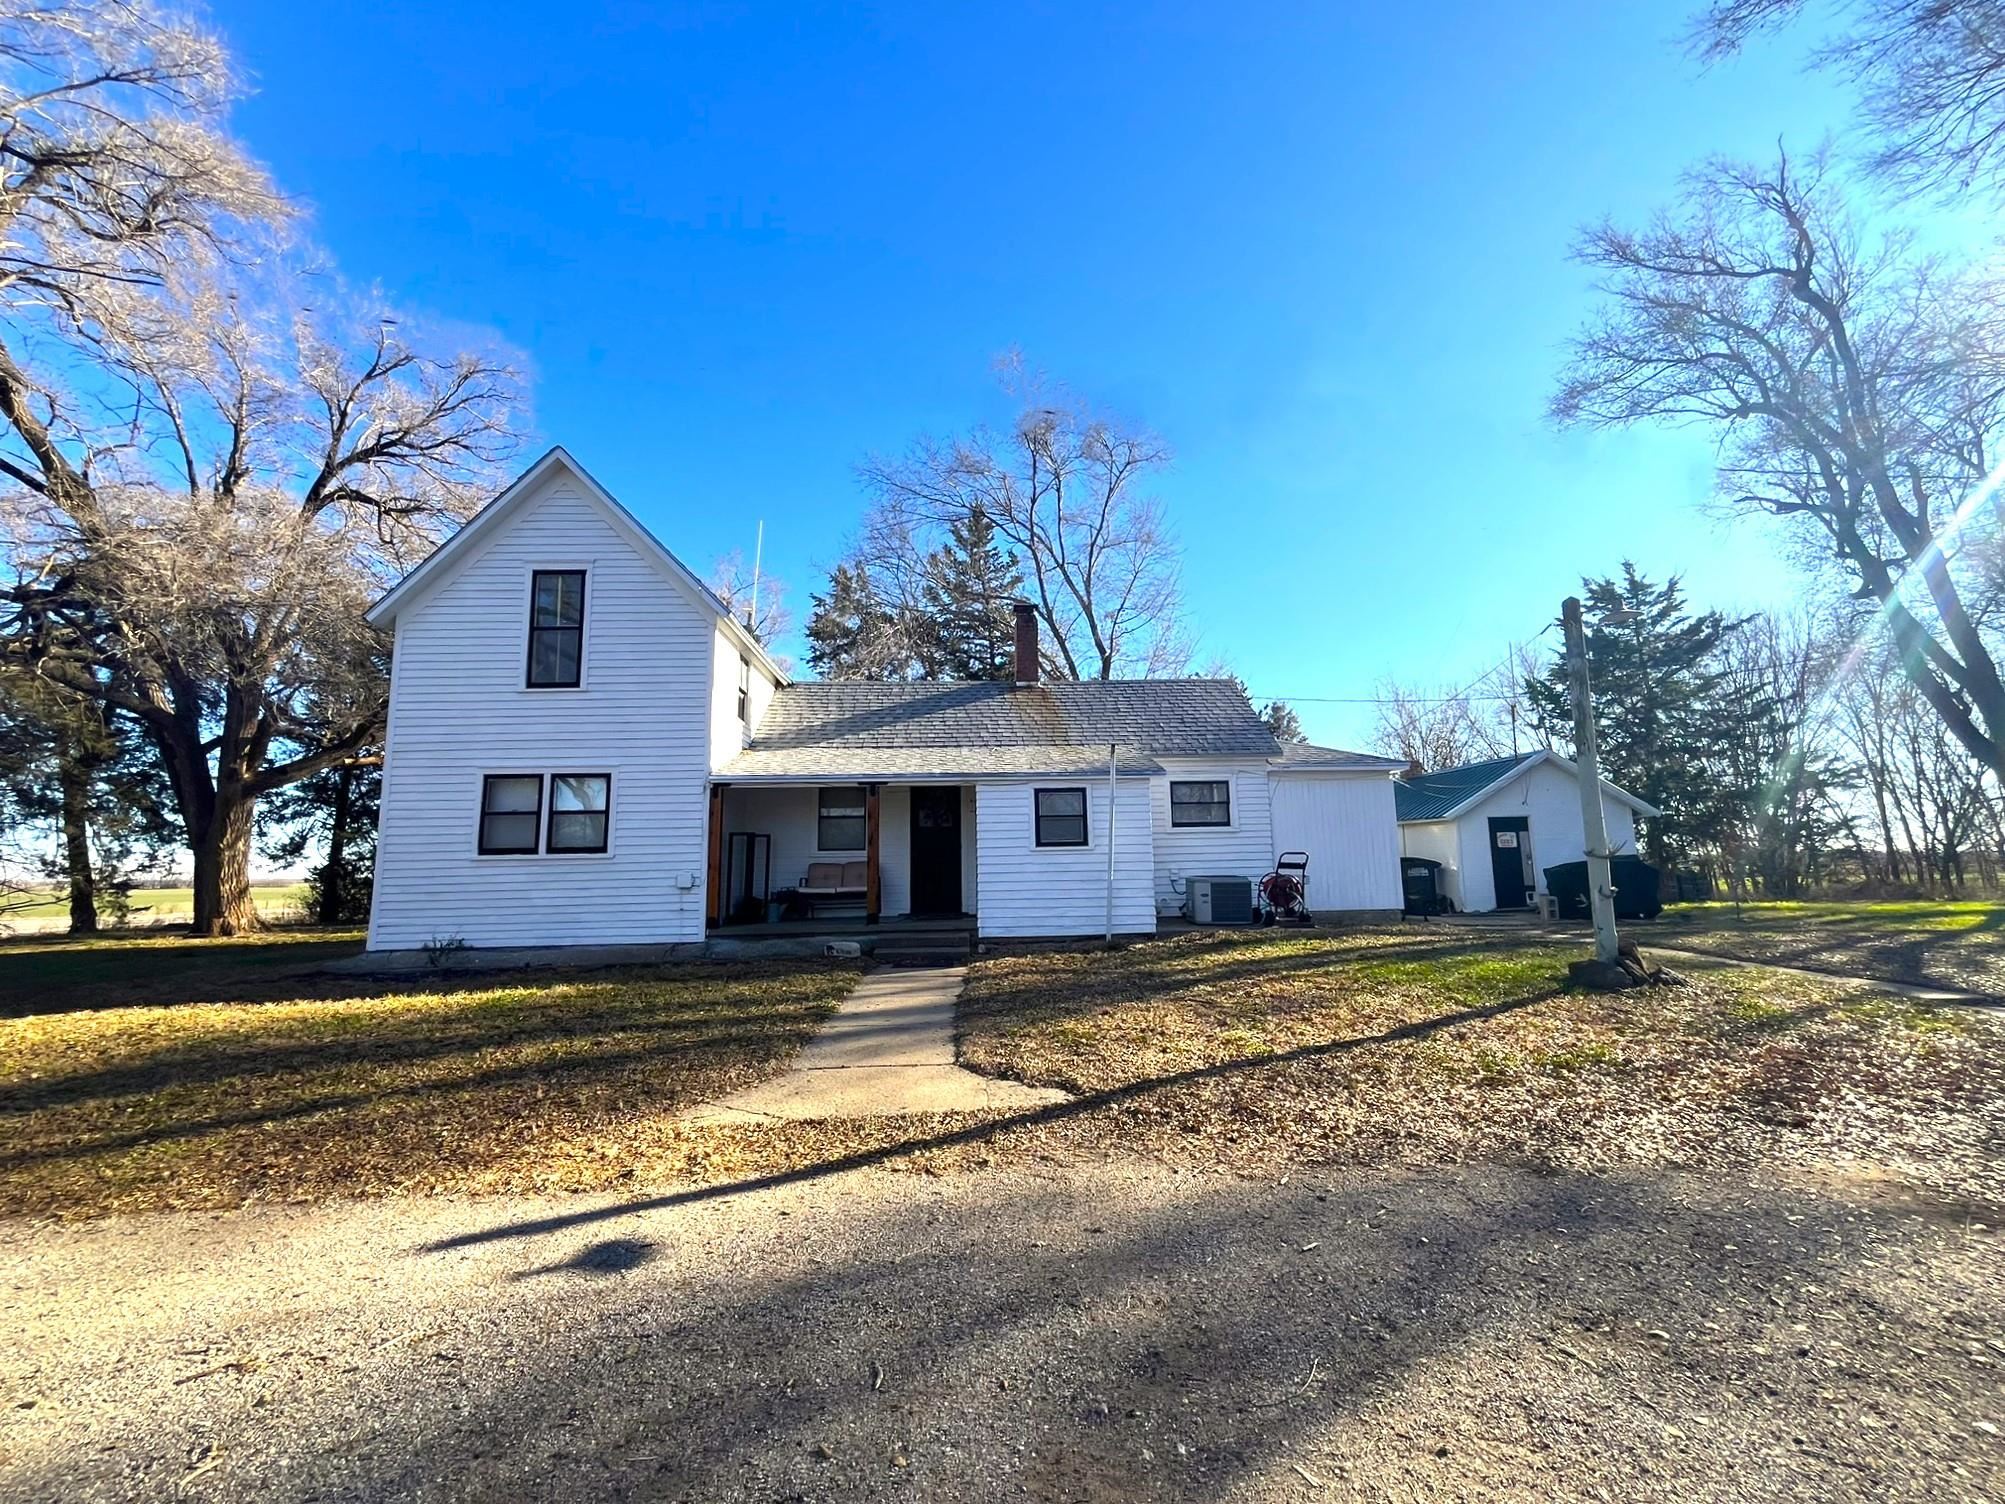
[717,743,1165,782]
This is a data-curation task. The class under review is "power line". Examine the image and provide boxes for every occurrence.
[1246,693,1525,705]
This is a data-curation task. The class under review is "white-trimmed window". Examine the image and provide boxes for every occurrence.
[547,774,611,854]
[1034,787,1088,847]
[1169,779,1232,828]
[479,775,543,855]
[818,786,866,851]
[477,773,612,855]
[737,655,752,724]
[526,570,585,688]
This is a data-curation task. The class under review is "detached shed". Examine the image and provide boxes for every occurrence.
[1394,751,1660,913]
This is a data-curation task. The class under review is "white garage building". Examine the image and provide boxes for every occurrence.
[1394,751,1660,913]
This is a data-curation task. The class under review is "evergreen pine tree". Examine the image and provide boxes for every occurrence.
[1262,700,1306,743]
[917,505,1023,680]
[1525,564,1734,867]
[804,561,913,680]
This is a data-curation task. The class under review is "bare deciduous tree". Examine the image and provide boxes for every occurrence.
[1692,1,2005,198]
[0,3,520,933]
[1554,150,2005,783]
[855,365,1188,680]
[709,550,792,648]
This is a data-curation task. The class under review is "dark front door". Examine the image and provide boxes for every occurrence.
[1487,816,1532,910]
[909,787,963,916]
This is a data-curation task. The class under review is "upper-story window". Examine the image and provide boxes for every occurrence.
[526,570,585,688]
[737,655,752,724]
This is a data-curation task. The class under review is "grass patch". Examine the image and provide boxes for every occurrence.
[3,882,310,922]
[0,928,367,1017]
[0,936,858,1219]
[955,927,2003,1185]
[1657,899,2005,994]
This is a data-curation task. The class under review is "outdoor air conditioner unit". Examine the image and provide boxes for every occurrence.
[1184,875,1254,926]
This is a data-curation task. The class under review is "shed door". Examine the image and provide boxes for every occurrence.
[1487,817,1532,910]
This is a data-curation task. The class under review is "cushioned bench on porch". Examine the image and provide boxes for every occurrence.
[796,860,869,913]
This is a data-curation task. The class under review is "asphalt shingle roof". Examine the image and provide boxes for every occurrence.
[1270,742,1408,772]
[720,744,1165,780]
[1393,752,1537,821]
[742,679,1280,760]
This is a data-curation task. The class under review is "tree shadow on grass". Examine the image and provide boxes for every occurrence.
[420,986,1554,1255]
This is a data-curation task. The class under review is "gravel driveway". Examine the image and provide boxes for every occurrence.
[3,1157,1999,1502]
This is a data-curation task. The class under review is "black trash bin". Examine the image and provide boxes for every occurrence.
[1401,858,1447,916]
[1541,856,1663,920]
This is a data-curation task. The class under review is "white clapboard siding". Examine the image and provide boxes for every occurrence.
[707,622,783,771]
[975,779,1155,937]
[1150,758,1277,916]
[1266,773,1403,912]
[1451,760,1642,912]
[369,475,715,949]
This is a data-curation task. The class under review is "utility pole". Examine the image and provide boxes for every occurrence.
[1563,596,1621,964]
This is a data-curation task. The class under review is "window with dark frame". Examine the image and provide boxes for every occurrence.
[478,774,543,855]
[1034,787,1088,847]
[737,654,751,724]
[817,786,867,851]
[1169,779,1232,827]
[526,570,585,688]
[547,774,612,853]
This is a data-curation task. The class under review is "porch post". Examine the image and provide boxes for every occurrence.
[706,782,726,928]
[865,782,881,925]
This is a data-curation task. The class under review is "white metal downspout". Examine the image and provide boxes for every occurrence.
[1105,743,1117,944]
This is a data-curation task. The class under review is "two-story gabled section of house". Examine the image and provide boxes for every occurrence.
[364,448,1405,953]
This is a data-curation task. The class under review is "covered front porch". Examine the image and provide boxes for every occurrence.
[705,779,977,930]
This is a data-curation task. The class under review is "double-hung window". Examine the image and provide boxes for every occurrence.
[479,775,544,855]
[1033,787,1088,847]
[737,655,752,725]
[1169,779,1232,828]
[478,773,612,855]
[817,786,866,851]
[547,774,612,853]
[526,570,585,688]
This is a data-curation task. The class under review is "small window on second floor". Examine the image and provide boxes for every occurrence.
[737,654,751,724]
[527,570,585,688]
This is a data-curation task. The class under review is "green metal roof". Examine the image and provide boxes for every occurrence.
[1393,753,1538,821]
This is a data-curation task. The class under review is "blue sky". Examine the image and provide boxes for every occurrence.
[217,1,1854,748]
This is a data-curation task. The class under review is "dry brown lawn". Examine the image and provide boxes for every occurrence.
[0,949,857,1219]
[954,927,2005,1199]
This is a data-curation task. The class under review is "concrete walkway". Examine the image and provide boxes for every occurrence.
[682,966,1072,1123]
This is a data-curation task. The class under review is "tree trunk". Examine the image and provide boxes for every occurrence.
[57,728,96,935]
[317,767,352,924]
[192,793,259,936]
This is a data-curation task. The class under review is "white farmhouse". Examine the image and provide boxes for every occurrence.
[364,448,1408,953]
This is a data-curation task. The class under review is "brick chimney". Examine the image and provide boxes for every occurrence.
[1012,601,1039,684]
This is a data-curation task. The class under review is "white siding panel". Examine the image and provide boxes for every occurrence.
[975,779,1155,937]
[1150,759,1275,917]
[708,622,783,771]
[1267,773,1402,913]
[1449,760,1643,912]
[369,477,714,949]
